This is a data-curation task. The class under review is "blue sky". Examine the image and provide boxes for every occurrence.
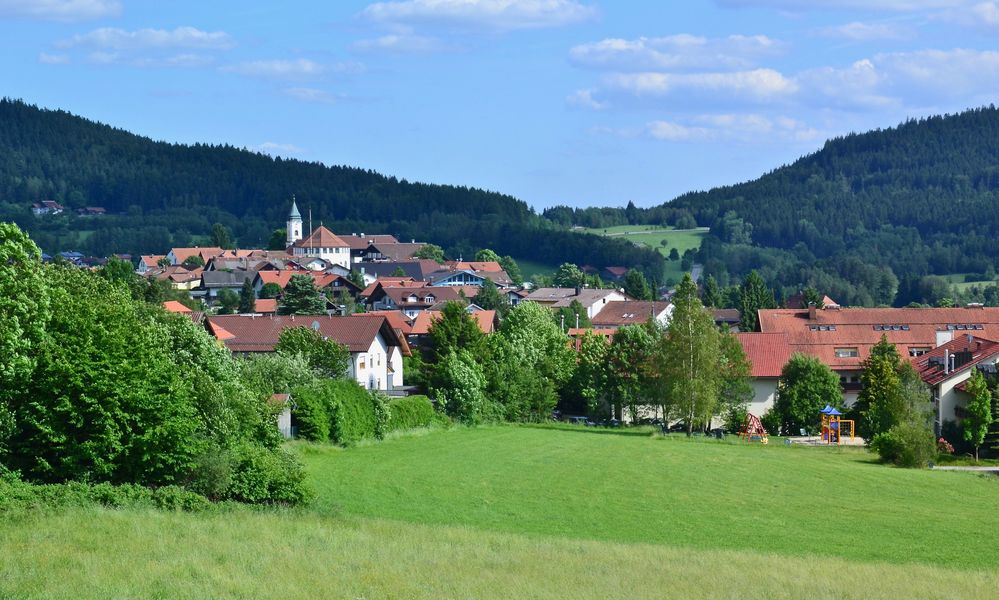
[3,1,999,210]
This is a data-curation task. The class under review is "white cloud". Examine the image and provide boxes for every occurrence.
[285,87,342,104]
[361,0,596,31]
[645,113,820,142]
[569,34,782,72]
[58,27,235,50]
[352,33,448,53]
[0,0,120,21]
[566,89,608,110]
[222,59,328,78]
[939,1,999,32]
[818,21,910,40]
[716,0,964,10]
[253,142,305,156]
[605,68,799,102]
[800,49,999,108]
[38,52,70,64]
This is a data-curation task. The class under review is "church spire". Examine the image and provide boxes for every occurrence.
[286,195,303,246]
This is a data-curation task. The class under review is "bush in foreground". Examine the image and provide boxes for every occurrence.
[292,380,390,445]
[387,396,447,431]
[870,420,937,468]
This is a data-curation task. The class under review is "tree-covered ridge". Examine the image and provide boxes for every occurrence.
[0,99,664,276]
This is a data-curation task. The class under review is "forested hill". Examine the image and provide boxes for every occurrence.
[546,106,999,306]
[672,107,999,305]
[0,99,663,275]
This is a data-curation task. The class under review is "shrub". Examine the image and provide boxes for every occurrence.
[329,380,379,445]
[290,384,331,442]
[870,420,936,468]
[226,443,313,505]
[760,408,782,436]
[387,396,446,431]
[937,437,955,455]
[0,479,212,514]
[724,405,749,434]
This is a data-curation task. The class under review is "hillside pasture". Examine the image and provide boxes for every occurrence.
[3,425,998,599]
[581,225,708,281]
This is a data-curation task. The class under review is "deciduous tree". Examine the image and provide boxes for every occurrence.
[275,326,350,380]
[963,369,993,462]
[774,353,842,435]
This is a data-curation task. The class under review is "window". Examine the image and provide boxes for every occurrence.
[834,348,859,358]
[909,347,931,357]
[358,357,366,370]
[809,325,837,331]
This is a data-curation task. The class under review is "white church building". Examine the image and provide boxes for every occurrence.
[285,198,351,270]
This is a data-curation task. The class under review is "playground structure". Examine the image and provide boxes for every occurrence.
[739,412,769,444]
[820,405,855,445]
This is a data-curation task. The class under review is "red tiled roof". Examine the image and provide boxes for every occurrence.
[205,314,409,355]
[567,327,616,351]
[340,234,399,250]
[409,310,496,335]
[292,226,349,249]
[254,299,278,314]
[445,261,503,272]
[163,300,192,313]
[170,247,224,264]
[382,286,463,308]
[911,334,999,386]
[141,255,166,268]
[592,301,671,328]
[758,306,999,371]
[603,266,628,277]
[255,270,316,289]
[735,332,794,378]
[352,310,413,335]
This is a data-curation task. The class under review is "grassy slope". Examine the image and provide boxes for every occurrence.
[581,226,707,281]
[303,426,999,569]
[3,426,998,599]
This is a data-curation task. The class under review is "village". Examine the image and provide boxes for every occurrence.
[100,198,997,442]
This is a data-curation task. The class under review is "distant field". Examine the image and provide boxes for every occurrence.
[3,425,998,599]
[941,273,997,292]
[515,257,558,279]
[581,225,708,282]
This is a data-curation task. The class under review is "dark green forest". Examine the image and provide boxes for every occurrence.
[545,106,999,306]
[0,99,663,276]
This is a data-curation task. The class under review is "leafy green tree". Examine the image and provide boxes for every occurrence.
[239,352,316,400]
[555,299,590,330]
[774,353,842,435]
[801,287,825,309]
[0,223,51,462]
[701,275,722,308]
[554,263,586,288]
[472,278,509,314]
[854,335,904,439]
[717,328,753,429]
[428,301,486,361]
[275,326,350,379]
[430,350,493,423]
[268,228,287,250]
[622,268,652,300]
[259,282,282,299]
[668,248,680,261]
[157,256,172,267]
[475,248,501,262]
[413,243,445,263]
[499,255,523,286]
[182,255,205,268]
[607,322,658,421]
[238,279,256,314]
[660,274,720,432]
[211,222,234,249]
[738,270,776,332]
[278,274,326,315]
[348,270,366,290]
[963,369,994,462]
[217,288,240,315]
[498,300,576,421]
[568,331,610,418]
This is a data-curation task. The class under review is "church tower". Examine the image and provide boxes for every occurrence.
[286,196,303,247]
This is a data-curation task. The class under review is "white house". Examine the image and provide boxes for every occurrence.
[525,287,630,320]
[736,332,794,418]
[205,314,410,391]
[911,334,999,434]
[289,226,351,269]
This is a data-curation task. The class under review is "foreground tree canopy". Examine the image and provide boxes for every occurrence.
[0,223,310,503]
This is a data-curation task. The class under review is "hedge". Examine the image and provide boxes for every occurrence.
[291,380,390,445]
[387,395,444,431]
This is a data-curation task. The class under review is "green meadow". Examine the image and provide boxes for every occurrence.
[582,225,709,281]
[3,425,998,599]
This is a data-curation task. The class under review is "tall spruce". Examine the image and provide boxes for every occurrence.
[278,274,326,315]
[856,335,904,439]
[738,270,776,332]
[660,274,720,433]
[238,279,256,314]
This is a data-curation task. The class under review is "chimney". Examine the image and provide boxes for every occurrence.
[808,304,817,320]
[944,349,950,374]
[936,330,953,348]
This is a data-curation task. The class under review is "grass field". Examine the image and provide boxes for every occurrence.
[581,225,708,282]
[515,257,559,279]
[3,425,998,599]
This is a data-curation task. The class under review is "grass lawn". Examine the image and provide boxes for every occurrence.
[3,425,998,598]
[515,257,559,279]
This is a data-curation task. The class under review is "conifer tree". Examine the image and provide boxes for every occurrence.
[238,279,256,314]
[738,270,776,332]
[278,275,326,315]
